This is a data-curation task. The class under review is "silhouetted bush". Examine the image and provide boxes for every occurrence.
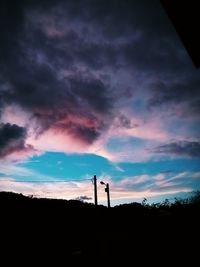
[0,190,199,264]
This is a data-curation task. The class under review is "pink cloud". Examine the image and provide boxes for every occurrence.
[2,144,39,162]
[1,105,31,127]
[1,170,196,206]
[109,112,171,142]
[27,128,88,154]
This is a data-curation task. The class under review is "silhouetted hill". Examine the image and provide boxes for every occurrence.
[1,191,199,265]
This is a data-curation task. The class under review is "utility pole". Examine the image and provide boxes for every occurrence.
[93,175,98,206]
[105,183,110,208]
[100,181,111,208]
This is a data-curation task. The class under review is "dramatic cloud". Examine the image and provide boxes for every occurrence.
[1,0,200,205]
[0,0,118,151]
[0,0,200,164]
[148,77,200,118]
[152,141,200,158]
[0,123,34,158]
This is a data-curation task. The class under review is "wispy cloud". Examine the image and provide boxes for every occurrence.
[0,163,36,177]
[0,179,94,201]
[1,170,198,205]
[0,162,57,182]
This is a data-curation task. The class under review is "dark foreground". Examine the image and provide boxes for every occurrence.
[1,191,199,265]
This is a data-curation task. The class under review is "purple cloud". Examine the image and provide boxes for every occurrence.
[148,77,200,118]
[0,123,34,158]
[152,141,200,158]
[0,0,200,161]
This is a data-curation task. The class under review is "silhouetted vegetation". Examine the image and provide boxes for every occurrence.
[1,191,199,264]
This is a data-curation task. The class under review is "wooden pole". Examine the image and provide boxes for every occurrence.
[105,183,110,208]
[93,175,98,206]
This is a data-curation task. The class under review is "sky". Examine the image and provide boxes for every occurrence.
[0,0,200,206]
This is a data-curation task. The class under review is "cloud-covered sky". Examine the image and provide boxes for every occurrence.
[0,0,200,205]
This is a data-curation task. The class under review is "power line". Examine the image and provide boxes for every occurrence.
[0,178,93,183]
[0,176,98,205]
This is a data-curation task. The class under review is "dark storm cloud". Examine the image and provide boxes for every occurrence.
[0,0,115,144]
[0,123,33,158]
[149,78,200,104]
[0,0,199,150]
[114,114,139,129]
[152,141,200,158]
[1,66,112,142]
[148,77,200,117]
[0,0,195,71]
[1,0,187,71]
[1,0,140,146]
